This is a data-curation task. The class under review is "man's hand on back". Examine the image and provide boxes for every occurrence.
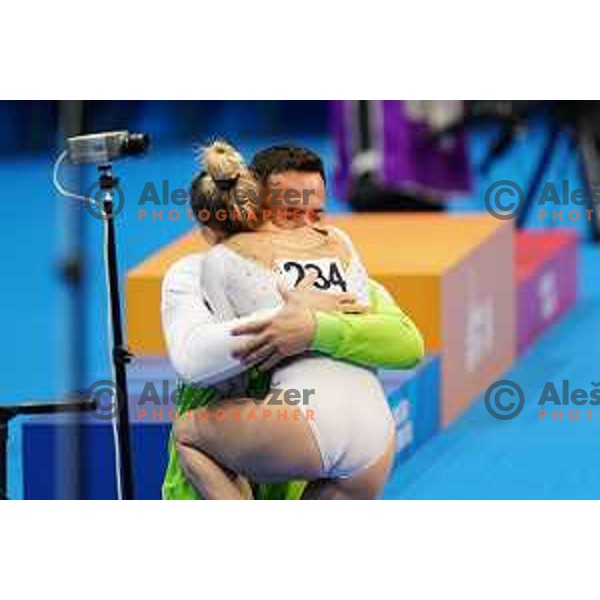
[231,274,366,372]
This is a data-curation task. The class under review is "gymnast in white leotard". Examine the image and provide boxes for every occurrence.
[173,141,396,499]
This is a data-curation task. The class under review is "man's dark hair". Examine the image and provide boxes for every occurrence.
[250,145,326,183]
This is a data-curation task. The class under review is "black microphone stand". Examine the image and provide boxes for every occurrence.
[98,163,135,500]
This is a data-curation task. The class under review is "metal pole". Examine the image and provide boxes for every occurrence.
[58,100,88,392]
[57,100,88,498]
[101,173,135,500]
[576,125,600,242]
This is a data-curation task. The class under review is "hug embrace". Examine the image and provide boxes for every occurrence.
[162,141,425,500]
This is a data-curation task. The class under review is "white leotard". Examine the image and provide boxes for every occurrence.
[161,253,283,403]
[200,226,394,478]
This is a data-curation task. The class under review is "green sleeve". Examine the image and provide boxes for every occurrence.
[310,279,425,369]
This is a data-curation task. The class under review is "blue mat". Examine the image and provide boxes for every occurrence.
[383,243,600,499]
[3,125,598,499]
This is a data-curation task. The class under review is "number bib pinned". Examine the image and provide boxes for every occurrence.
[275,258,348,293]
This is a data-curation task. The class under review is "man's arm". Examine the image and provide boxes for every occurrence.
[163,255,424,385]
[232,278,425,371]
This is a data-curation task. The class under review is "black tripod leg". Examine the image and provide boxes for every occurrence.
[516,125,562,229]
[103,197,135,500]
[576,127,600,242]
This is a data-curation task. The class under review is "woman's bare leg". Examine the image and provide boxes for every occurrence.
[175,440,253,500]
[301,430,396,500]
[173,395,324,490]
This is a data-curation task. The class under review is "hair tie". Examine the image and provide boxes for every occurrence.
[213,175,239,192]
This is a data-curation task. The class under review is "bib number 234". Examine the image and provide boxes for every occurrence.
[276,259,348,292]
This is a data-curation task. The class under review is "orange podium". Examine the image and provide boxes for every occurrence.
[126,214,516,426]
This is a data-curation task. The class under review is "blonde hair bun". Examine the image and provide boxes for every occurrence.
[202,140,245,183]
